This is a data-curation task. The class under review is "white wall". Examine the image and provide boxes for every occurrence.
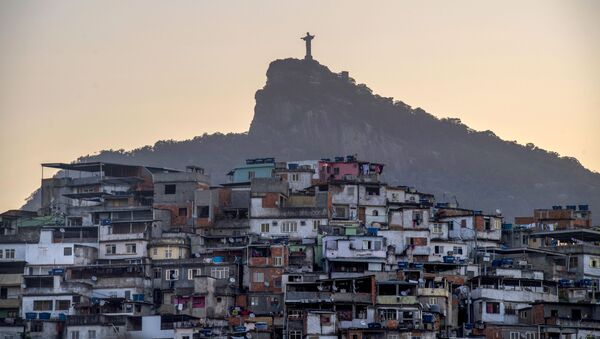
[66,325,125,339]
[128,315,174,339]
[323,236,387,259]
[98,240,148,259]
[22,295,76,318]
[249,218,325,239]
[0,243,26,261]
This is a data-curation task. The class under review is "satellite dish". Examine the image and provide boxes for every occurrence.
[229,277,236,283]
[249,313,255,318]
[360,320,367,326]
[178,304,184,311]
[59,228,65,233]
[91,276,97,281]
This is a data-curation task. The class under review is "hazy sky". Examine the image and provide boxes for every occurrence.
[0,1,599,212]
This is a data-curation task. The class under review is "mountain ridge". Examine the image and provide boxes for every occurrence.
[23,58,599,220]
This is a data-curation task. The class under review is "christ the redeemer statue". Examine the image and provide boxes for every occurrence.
[301,32,315,60]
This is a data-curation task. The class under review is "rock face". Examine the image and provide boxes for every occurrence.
[24,58,600,219]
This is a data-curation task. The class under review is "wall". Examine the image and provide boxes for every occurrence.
[98,240,147,260]
[233,164,275,183]
[0,243,26,261]
[128,315,174,339]
[65,325,125,339]
[22,294,77,318]
[249,218,325,239]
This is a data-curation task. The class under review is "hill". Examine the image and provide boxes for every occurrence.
[23,58,600,220]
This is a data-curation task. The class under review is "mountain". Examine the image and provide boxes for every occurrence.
[23,58,600,220]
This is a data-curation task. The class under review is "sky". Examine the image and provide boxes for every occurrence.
[0,0,599,212]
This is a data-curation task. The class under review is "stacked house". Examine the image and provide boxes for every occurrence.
[0,156,598,339]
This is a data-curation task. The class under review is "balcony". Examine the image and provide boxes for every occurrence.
[471,287,558,303]
[286,291,333,303]
[0,274,22,285]
[411,246,431,256]
[0,298,20,308]
[66,314,126,326]
[376,296,417,305]
[417,288,449,298]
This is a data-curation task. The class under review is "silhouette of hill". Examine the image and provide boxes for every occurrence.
[23,58,599,220]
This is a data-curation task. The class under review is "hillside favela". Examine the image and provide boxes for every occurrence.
[1,16,600,339]
[1,153,598,339]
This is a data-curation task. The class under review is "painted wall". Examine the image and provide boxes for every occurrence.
[232,163,274,183]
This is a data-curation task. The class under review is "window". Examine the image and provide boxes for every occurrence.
[363,240,382,250]
[192,296,205,308]
[5,249,15,259]
[273,256,283,267]
[312,220,320,230]
[526,333,535,339]
[250,296,260,306]
[448,221,454,231]
[569,256,579,268]
[379,309,398,320]
[453,246,463,255]
[0,249,3,258]
[165,269,179,281]
[248,171,255,180]
[434,245,443,254]
[333,206,348,219]
[0,287,6,299]
[165,248,173,259]
[88,330,96,339]
[71,331,80,339]
[55,300,71,310]
[126,244,137,254]
[429,298,437,305]
[347,186,355,196]
[164,184,176,194]
[289,331,302,339]
[589,257,600,268]
[152,248,158,256]
[31,321,43,333]
[372,210,379,216]
[281,221,297,233]
[64,247,72,256]
[510,333,519,339]
[33,300,53,311]
[197,206,209,218]
[388,335,399,339]
[486,302,500,314]
[261,223,270,233]
[179,208,187,217]
[550,309,558,317]
[432,224,443,234]
[253,272,265,283]
[366,186,380,196]
[291,173,299,181]
[105,244,116,255]
[210,267,229,279]
[153,268,162,279]
[461,219,467,228]
[188,268,201,280]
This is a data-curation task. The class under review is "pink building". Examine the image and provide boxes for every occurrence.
[317,156,384,181]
